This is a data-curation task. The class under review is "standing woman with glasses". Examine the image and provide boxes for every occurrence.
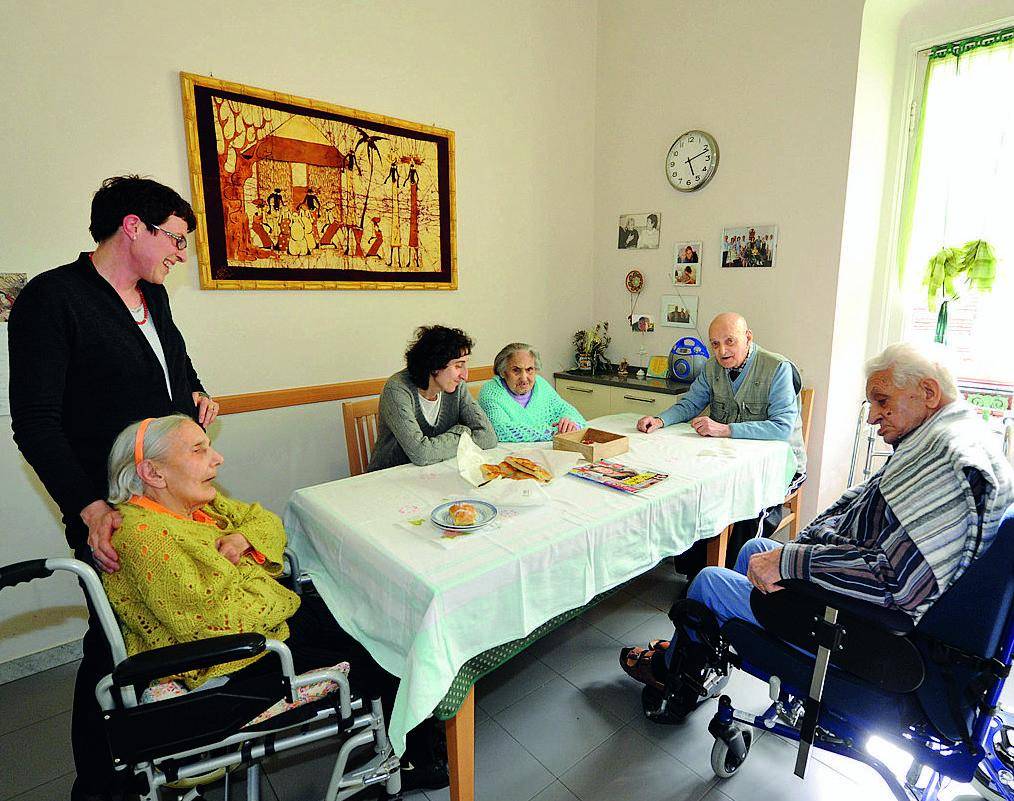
[8,175,219,801]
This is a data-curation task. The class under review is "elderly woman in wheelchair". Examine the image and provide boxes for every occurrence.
[1,414,446,800]
[620,343,1014,801]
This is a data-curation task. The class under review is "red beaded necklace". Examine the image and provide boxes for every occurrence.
[132,291,149,326]
[88,251,148,325]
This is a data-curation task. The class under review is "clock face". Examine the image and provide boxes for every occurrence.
[666,130,719,192]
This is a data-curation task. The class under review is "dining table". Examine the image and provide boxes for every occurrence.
[282,413,797,801]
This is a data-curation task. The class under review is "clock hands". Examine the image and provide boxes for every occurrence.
[683,149,710,179]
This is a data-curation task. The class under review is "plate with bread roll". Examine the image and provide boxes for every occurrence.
[430,499,498,531]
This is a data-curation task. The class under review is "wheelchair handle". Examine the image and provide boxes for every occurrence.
[0,559,53,589]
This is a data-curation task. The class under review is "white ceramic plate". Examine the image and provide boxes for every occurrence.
[430,499,498,531]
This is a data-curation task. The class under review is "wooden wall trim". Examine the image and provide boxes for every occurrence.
[217,365,495,416]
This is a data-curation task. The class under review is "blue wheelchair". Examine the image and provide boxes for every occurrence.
[694,504,1014,801]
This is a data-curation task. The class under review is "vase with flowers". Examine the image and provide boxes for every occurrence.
[573,321,611,374]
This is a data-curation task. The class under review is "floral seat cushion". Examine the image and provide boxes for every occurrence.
[141,661,351,727]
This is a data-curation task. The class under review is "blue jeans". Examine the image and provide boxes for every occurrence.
[665,537,780,667]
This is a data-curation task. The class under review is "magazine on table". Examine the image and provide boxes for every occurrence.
[568,460,669,493]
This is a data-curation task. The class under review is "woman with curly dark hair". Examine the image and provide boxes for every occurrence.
[368,325,497,471]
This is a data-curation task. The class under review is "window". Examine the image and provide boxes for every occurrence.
[896,28,1014,386]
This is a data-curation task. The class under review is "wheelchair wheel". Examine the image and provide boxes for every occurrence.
[711,728,752,779]
[972,719,1014,801]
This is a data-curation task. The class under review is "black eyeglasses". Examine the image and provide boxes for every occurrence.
[150,224,188,250]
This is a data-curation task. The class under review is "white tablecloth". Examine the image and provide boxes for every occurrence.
[282,414,796,755]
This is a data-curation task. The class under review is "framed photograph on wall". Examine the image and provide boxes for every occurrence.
[630,313,655,332]
[180,72,457,290]
[721,224,778,268]
[660,295,699,329]
[618,212,661,249]
[672,240,702,286]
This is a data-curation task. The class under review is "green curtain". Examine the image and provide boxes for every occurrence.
[895,25,1014,285]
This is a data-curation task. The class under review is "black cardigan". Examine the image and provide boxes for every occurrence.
[8,253,205,546]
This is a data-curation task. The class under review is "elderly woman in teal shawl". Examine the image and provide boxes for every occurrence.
[478,343,587,442]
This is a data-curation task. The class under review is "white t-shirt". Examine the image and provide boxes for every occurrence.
[131,303,173,399]
[418,391,442,427]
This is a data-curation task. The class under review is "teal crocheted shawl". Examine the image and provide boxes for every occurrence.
[477,375,587,442]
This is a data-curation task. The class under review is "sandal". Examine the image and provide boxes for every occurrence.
[619,646,665,692]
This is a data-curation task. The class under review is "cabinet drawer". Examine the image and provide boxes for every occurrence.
[556,379,612,420]
[609,386,674,416]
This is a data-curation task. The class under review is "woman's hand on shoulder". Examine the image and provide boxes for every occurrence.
[81,500,122,574]
[216,532,252,565]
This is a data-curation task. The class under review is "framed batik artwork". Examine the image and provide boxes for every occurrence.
[180,73,457,290]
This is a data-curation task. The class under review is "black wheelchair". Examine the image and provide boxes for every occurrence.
[0,552,401,801]
[679,503,1014,801]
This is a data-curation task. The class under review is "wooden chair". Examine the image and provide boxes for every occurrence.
[772,387,815,540]
[342,380,489,477]
[342,397,381,477]
[705,387,815,566]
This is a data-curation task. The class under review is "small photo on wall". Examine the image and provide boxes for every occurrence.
[629,313,656,332]
[0,273,27,323]
[672,240,702,286]
[661,295,699,329]
[721,224,778,268]
[618,212,661,249]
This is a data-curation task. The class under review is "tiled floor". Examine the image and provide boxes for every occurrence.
[0,562,993,801]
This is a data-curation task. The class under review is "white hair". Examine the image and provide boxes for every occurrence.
[864,342,959,402]
[107,415,192,504]
[493,343,542,380]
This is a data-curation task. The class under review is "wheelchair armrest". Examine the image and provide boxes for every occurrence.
[751,584,924,693]
[111,633,267,687]
[776,579,914,635]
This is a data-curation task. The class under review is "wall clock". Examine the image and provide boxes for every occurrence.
[666,130,719,192]
[625,270,644,293]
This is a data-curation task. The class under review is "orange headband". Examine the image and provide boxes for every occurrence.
[134,418,155,467]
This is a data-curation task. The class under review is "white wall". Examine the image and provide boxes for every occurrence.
[592,0,865,518]
[0,0,598,664]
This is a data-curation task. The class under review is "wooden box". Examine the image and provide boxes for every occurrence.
[553,428,629,462]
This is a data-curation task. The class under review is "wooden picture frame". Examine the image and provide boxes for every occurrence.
[180,72,457,290]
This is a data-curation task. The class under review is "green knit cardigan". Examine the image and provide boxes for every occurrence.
[477,375,587,442]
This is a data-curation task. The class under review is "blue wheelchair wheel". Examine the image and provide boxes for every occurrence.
[971,718,1014,801]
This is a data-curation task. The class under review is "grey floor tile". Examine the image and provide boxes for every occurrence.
[626,703,750,780]
[715,728,871,801]
[559,645,642,725]
[582,593,659,641]
[8,771,75,801]
[0,710,75,799]
[203,768,280,801]
[0,660,78,736]
[530,780,580,801]
[627,566,686,613]
[476,648,558,716]
[494,676,625,776]
[698,786,735,801]
[536,618,619,676]
[262,740,344,801]
[424,717,554,801]
[560,726,713,801]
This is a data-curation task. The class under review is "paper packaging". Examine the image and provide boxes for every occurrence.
[456,431,580,506]
[553,428,629,462]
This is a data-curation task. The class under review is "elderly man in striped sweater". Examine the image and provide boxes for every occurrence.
[621,341,1013,722]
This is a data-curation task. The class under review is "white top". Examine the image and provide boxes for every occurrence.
[418,391,442,426]
[283,413,796,756]
[130,303,172,399]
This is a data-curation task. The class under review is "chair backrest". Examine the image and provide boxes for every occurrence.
[342,397,380,477]
[799,388,814,448]
[914,503,1014,741]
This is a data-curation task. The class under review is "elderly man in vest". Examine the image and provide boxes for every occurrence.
[637,312,806,571]
[622,341,1013,724]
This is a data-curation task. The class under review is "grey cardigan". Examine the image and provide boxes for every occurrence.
[367,369,498,471]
